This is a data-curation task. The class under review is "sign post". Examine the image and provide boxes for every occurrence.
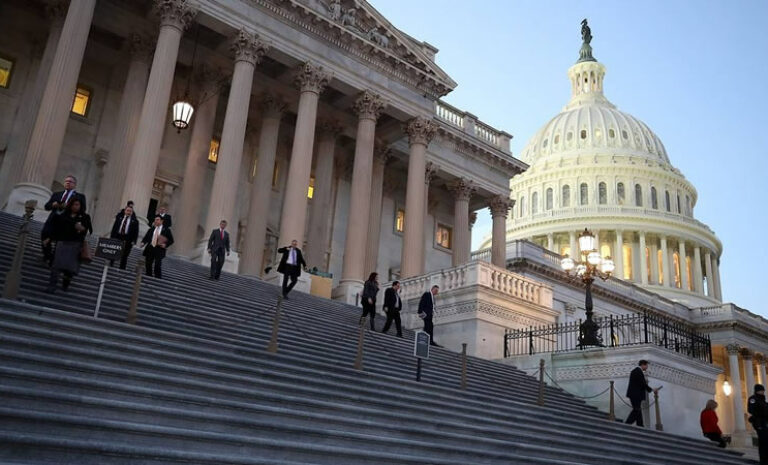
[93,238,123,318]
[413,330,430,381]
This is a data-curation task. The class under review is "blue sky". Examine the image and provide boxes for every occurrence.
[373,0,768,315]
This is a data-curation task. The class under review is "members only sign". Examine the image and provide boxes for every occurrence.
[95,238,123,260]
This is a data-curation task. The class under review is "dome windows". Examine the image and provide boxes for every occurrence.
[617,182,625,205]
[554,134,560,145]
[562,185,570,207]
[594,128,602,140]
[566,131,573,142]
[598,182,607,204]
[651,187,658,209]
[634,184,643,207]
[532,192,539,214]
[580,129,587,140]
[622,129,629,140]
[665,191,671,212]
[519,196,526,217]
[609,128,616,139]
[542,138,548,148]
[580,183,588,205]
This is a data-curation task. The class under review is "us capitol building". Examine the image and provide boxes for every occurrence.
[0,0,766,444]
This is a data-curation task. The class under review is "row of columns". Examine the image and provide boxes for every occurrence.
[726,345,768,445]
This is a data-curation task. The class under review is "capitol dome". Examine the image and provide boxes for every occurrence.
[506,32,722,307]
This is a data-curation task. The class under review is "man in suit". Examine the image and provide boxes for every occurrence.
[154,205,172,228]
[109,204,139,269]
[417,285,440,346]
[41,174,87,264]
[625,360,660,426]
[277,239,305,298]
[207,220,230,280]
[748,384,768,464]
[141,215,174,279]
[381,281,403,337]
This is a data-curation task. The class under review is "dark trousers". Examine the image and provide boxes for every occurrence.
[625,397,644,426]
[361,300,376,330]
[758,427,768,464]
[424,317,437,345]
[110,240,132,269]
[282,267,299,296]
[47,270,72,291]
[145,252,163,278]
[210,249,225,279]
[382,310,402,336]
[703,432,727,448]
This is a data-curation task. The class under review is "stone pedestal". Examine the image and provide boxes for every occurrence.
[333,281,364,306]
[5,182,54,218]
[265,270,312,295]
[191,241,240,274]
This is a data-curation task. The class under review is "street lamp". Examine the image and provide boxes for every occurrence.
[561,228,614,347]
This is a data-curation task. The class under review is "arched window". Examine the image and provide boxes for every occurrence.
[651,187,658,209]
[562,185,570,207]
[676,193,681,213]
[532,192,539,214]
[580,183,588,205]
[634,184,643,207]
[519,196,526,216]
[686,195,691,216]
[665,191,671,212]
[598,182,607,204]
[545,188,553,210]
[617,182,625,205]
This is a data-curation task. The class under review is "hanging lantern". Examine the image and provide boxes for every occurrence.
[171,98,194,132]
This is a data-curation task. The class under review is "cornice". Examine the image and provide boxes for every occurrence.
[434,124,526,177]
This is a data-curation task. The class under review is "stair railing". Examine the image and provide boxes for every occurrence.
[2,200,36,300]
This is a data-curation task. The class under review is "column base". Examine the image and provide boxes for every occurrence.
[730,430,752,448]
[190,240,240,273]
[264,270,312,295]
[332,280,364,305]
[5,182,52,217]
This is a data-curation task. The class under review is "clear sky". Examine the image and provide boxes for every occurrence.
[373,0,768,315]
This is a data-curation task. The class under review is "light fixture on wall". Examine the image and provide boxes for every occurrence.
[723,380,732,397]
[171,26,200,132]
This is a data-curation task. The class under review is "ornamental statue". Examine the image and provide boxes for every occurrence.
[577,18,596,63]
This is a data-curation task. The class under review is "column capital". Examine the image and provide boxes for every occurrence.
[374,140,392,164]
[231,29,269,66]
[294,62,331,94]
[447,177,475,201]
[154,0,198,31]
[741,348,753,360]
[404,117,437,147]
[127,33,155,64]
[353,90,386,121]
[488,195,514,218]
[726,344,742,355]
[469,211,478,228]
[756,354,765,364]
[424,161,439,185]
[259,93,287,119]
[44,0,69,25]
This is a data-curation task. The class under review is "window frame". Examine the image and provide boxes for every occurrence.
[394,207,405,235]
[434,222,453,251]
[0,52,15,89]
[70,83,93,118]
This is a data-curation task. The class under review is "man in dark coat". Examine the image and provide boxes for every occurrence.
[381,281,403,337]
[140,215,174,279]
[748,384,768,464]
[625,360,660,426]
[109,204,139,269]
[148,205,172,228]
[417,285,440,346]
[207,220,230,280]
[277,239,305,298]
[41,174,87,263]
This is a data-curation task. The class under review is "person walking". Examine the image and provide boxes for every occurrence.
[140,215,174,279]
[749,384,768,464]
[360,272,379,330]
[109,203,139,269]
[207,220,230,280]
[381,280,403,337]
[41,174,87,264]
[277,239,305,298]
[417,285,440,346]
[624,360,660,427]
[700,399,727,448]
[45,199,91,293]
[149,204,172,228]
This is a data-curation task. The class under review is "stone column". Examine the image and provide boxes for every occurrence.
[119,0,197,223]
[705,250,715,298]
[712,256,723,301]
[727,344,748,446]
[660,235,670,287]
[693,245,704,294]
[240,95,286,276]
[546,233,555,253]
[742,349,756,394]
[569,230,577,258]
[468,211,478,256]
[421,161,439,271]
[92,34,154,234]
[756,354,768,386]
[489,195,512,268]
[278,63,330,246]
[447,178,474,267]
[639,232,648,285]
[204,30,267,238]
[400,117,437,278]
[173,66,223,256]
[614,230,624,279]
[339,91,386,295]
[678,240,690,291]
[363,142,392,276]
[0,1,67,208]
[6,0,97,214]
[305,120,342,272]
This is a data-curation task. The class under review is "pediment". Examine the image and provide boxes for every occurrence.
[259,0,457,98]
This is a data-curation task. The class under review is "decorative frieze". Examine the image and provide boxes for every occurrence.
[353,90,386,121]
[231,29,269,66]
[294,62,331,94]
[154,0,197,31]
[404,117,437,147]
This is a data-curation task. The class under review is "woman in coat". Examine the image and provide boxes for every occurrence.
[700,399,727,448]
[45,199,91,293]
[360,272,379,330]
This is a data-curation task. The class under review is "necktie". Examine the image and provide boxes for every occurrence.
[152,227,160,247]
[119,217,128,235]
[61,190,71,205]
[220,229,224,240]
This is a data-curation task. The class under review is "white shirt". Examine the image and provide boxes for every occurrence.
[395,291,401,308]
[119,216,128,235]
[151,226,162,247]
[288,247,297,265]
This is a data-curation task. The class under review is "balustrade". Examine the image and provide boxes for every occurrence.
[435,100,510,153]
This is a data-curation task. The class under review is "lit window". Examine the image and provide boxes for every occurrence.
[208,138,220,163]
[71,85,91,116]
[594,128,602,139]
[395,209,405,233]
[657,249,664,285]
[272,162,279,188]
[623,244,633,280]
[436,223,452,249]
[307,176,315,199]
[686,256,694,291]
[673,252,681,288]
[600,244,611,260]
[645,247,651,283]
[560,246,571,257]
[0,54,14,88]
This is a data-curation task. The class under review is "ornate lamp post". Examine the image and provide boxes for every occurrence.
[560,228,614,347]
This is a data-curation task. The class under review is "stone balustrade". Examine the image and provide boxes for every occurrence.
[435,100,511,154]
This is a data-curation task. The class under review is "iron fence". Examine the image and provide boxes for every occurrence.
[504,312,712,364]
